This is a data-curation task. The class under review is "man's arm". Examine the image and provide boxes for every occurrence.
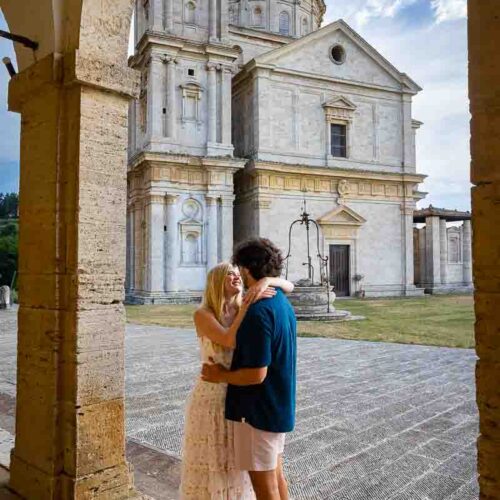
[201,362,267,386]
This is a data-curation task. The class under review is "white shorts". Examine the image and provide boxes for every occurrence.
[233,421,286,472]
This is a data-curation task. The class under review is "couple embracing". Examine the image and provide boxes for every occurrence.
[180,238,297,500]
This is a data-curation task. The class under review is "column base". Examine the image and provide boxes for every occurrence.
[423,284,474,295]
[207,142,234,157]
[9,454,137,500]
[125,290,203,305]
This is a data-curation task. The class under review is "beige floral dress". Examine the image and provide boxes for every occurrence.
[179,333,255,499]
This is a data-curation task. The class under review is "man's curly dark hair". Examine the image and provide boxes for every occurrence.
[232,238,284,280]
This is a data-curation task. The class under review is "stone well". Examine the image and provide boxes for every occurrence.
[288,284,353,321]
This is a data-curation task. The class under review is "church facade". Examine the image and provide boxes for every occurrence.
[126,0,427,302]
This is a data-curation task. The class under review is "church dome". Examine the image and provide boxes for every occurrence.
[228,0,326,38]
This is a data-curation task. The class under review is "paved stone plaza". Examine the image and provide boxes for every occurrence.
[0,308,479,499]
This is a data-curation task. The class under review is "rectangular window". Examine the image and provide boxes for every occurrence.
[330,124,347,157]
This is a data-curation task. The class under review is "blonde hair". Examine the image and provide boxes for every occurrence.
[202,262,242,323]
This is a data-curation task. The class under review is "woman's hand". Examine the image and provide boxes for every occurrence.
[243,278,277,305]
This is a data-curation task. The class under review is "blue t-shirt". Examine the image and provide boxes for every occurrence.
[225,288,297,433]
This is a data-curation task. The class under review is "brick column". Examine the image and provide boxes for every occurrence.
[8,52,138,498]
[468,0,500,497]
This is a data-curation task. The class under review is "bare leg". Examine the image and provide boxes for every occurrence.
[249,470,281,500]
[276,454,289,500]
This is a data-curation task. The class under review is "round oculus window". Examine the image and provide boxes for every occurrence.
[330,44,346,65]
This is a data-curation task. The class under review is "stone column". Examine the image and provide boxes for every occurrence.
[418,227,426,287]
[462,219,472,285]
[221,195,235,261]
[221,66,233,146]
[146,195,165,293]
[206,195,219,269]
[165,0,174,31]
[440,219,448,285]
[425,216,441,287]
[147,54,165,141]
[165,194,179,292]
[8,52,138,498]
[469,2,500,496]
[209,0,217,40]
[165,56,177,140]
[207,63,218,145]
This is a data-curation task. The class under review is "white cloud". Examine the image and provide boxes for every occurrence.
[355,0,419,26]
[430,0,467,23]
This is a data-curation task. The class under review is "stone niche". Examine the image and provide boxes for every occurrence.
[179,197,205,265]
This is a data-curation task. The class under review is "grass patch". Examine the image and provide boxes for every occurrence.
[125,295,475,349]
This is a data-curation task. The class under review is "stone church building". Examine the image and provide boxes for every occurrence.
[126,0,428,302]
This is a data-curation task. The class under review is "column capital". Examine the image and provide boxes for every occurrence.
[221,64,238,75]
[163,55,178,65]
[147,194,165,204]
[207,62,221,72]
[206,195,220,205]
[221,195,235,207]
[165,193,179,205]
[150,52,165,63]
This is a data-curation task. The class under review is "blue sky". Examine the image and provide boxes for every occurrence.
[0,1,470,209]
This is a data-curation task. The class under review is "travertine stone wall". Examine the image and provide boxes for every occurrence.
[468,1,500,498]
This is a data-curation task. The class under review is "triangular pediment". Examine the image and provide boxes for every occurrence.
[251,19,421,94]
[317,205,366,226]
[323,95,357,111]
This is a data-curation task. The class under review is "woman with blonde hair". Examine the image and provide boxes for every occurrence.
[180,262,294,499]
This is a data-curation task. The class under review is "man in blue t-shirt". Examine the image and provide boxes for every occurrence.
[202,238,297,500]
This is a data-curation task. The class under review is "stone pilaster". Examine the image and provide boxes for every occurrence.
[220,0,229,41]
[147,53,165,142]
[425,216,441,287]
[462,219,472,286]
[165,0,174,31]
[221,195,235,261]
[207,63,218,147]
[222,66,234,147]
[151,0,164,31]
[165,56,177,140]
[8,51,139,498]
[440,219,448,285]
[126,203,135,293]
[206,195,219,270]
[146,194,165,292]
[209,0,217,40]
[165,194,179,292]
[401,205,416,292]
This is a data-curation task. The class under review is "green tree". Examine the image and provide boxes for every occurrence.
[0,221,18,287]
[0,192,19,218]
